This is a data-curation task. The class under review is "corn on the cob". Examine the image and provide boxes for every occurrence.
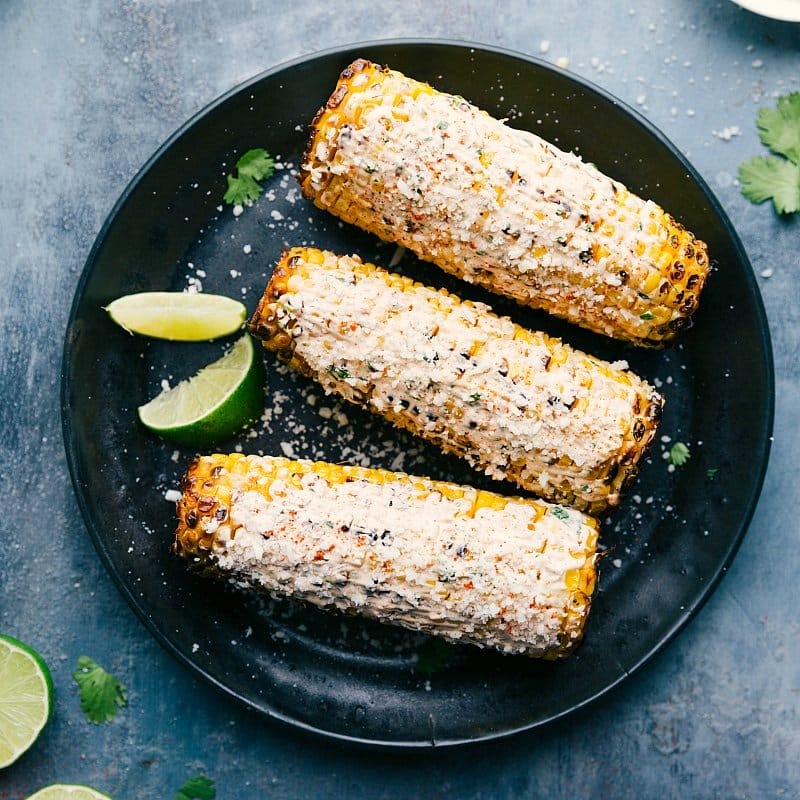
[174,453,599,658]
[299,59,710,347]
[248,247,663,513]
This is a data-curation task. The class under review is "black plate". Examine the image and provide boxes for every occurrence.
[62,41,774,746]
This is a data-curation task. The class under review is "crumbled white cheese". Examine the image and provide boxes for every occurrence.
[304,67,697,345]
[268,251,658,506]
[205,455,597,655]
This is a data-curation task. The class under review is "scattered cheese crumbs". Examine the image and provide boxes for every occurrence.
[612,558,623,568]
[171,450,180,463]
[233,204,244,217]
[539,40,551,54]
[186,276,202,293]
[243,244,252,254]
[164,489,182,503]
[279,441,295,458]
[760,268,773,278]
[160,379,171,392]
[206,458,597,655]
[389,245,406,267]
[306,394,317,407]
[555,56,570,69]
[192,643,199,653]
[270,209,284,221]
[713,126,741,141]
[318,406,333,420]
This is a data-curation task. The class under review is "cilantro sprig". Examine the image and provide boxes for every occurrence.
[738,92,800,215]
[667,441,691,467]
[175,775,216,800]
[223,148,275,206]
[72,655,128,724]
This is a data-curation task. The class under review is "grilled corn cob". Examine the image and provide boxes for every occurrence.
[248,247,663,513]
[174,453,599,658]
[300,58,710,347]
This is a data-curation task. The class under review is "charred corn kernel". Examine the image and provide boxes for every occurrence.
[248,248,663,513]
[174,453,599,658]
[300,59,710,347]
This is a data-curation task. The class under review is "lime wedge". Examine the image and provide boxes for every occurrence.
[25,786,112,800]
[137,334,266,446]
[0,634,54,768]
[105,292,246,340]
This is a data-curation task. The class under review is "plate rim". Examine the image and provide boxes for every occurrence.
[729,0,800,21]
[61,37,775,748]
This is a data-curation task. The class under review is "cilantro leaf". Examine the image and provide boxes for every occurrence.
[235,148,275,181]
[757,92,800,165]
[550,505,570,520]
[222,147,275,205]
[706,468,718,480]
[738,155,800,215]
[668,441,691,467]
[739,93,800,215]
[175,775,216,800]
[328,364,351,380]
[415,637,455,675]
[72,655,128,724]
[223,173,262,205]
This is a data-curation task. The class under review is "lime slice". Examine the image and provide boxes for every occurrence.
[25,786,112,800]
[0,634,54,768]
[105,291,246,340]
[137,334,266,446]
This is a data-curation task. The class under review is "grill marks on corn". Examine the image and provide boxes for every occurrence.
[299,59,710,347]
[249,248,663,513]
[174,454,599,657]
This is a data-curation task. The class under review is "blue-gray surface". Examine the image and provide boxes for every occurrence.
[1,1,798,798]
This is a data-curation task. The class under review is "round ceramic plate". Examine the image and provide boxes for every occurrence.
[730,0,800,21]
[62,41,773,746]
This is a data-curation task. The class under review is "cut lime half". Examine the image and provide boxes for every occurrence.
[25,786,112,800]
[105,291,246,340]
[0,634,54,768]
[137,334,266,446]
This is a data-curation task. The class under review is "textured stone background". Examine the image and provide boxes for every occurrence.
[1,1,798,798]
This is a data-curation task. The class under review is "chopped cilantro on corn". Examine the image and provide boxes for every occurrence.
[300,59,710,347]
[249,247,663,513]
[174,454,599,658]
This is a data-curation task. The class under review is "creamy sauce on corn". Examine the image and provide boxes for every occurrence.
[303,67,694,343]
[204,456,595,655]
[273,252,654,506]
